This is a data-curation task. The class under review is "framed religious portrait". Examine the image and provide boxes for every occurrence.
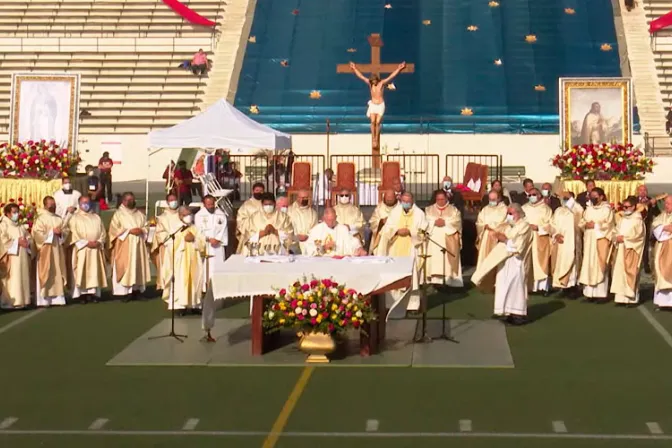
[9,73,81,152]
[558,77,632,149]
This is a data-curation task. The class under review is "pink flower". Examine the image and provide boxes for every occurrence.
[279,288,286,296]
[310,303,317,309]
[297,314,305,321]
[290,300,297,308]
[345,311,352,318]
[328,324,335,332]
[301,283,310,291]
[321,279,332,288]
[310,279,319,287]
[310,318,317,325]
[322,312,329,318]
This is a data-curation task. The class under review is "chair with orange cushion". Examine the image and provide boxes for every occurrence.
[287,161,312,204]
[461,162,488,204]
[377,161,401,201]
[331,162,358,205]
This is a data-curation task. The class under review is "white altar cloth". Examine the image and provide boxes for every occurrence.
[202,255,415,330]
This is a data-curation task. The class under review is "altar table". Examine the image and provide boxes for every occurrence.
[202,255,414,356]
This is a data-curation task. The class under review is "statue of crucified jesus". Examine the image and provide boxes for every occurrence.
[349,61,406,150]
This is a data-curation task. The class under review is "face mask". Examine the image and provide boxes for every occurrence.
[280,206,288,213]
[182,215,193,225]
[624,210,634,216]
[506,214,514,224]
[10,213,19,223]
[253,192,263,201]
[88,171,94,176]
[48,206,56,214]
[63,183,72,191]
[339,196,350,205]
[541,189,550,197]
[300,199,309,207]
[489,201,498,207]
[401,202,412,211]
[263,205,275,214]
[80,202,91,212]
[168,200,178,210]
[125,201,135,209]
[443,181,452,190]
[589,197,598,206]
[529,196,539,204]
[564,197,575,209]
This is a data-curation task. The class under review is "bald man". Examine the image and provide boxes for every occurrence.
[305,207,365,256]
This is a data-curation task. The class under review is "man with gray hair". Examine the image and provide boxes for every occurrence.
[471,203,533,325]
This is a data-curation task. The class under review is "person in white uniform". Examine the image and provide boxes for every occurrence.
[194,195,228,292]
[53,177,81,224]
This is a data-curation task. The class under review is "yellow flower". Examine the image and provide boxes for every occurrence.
[279,319,286,324]
[346,303,353,309]
[352,317,358,322]
[331,304,338,311]
[279,303,286,310]
[289,312,295,317]
[331,314,338,320]
[308,296,314,302]
[339,320,346,326]
[297,294,303,300]
[353,305,359,311]
[316,315,323,323]
[297,300,303,306]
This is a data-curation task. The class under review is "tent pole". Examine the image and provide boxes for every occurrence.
[326,119,331,168]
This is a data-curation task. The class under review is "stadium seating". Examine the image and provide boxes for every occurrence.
[0,0,226,134]
[647,1,672,103]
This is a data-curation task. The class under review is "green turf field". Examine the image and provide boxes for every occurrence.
[2,277,672,448]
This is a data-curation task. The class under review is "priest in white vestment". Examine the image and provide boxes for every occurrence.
[379,192,428,311]
[334,188,365,242]
[53,177,81,224]
[107,193,151,300]
[0,203,35,309]
[578,187,615,300]
[195,195,228,292]
[652,196,672,310]
[610,197,645,304]
[150,193,183,290]
[475,190,508,291]
[161,206,206,312]
[522,188,553,294]
[313,168,334,206]
[369,190,398,255]
[33,196,68,307]
[550,193,584,293]
[287,189,317,254]
[240,193,294,256]
[425,189,463,286]
[471,203,533,325]
[305,207,366,256]
[67,196,108,302]
[235,182,264,253]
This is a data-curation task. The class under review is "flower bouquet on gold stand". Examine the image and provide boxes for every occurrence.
[551,143,653,181]
[263,277,376,363]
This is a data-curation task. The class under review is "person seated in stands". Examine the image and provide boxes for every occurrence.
[481,179,510,207]
[191,49,210,76]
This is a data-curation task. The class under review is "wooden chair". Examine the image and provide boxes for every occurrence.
[462,162,488,204]
[331,162,358,205]
[287,161,312,204]
[377,161,401,201]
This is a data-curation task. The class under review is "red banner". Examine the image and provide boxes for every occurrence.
[650,11,672,33]
[162,0,217,27]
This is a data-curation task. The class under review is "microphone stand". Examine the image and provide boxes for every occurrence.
[149,225,188,343]
[414,231,432,344]
[419,228,458,344]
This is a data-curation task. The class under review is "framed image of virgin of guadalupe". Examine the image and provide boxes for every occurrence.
[9,73,81,152]
[559,77,632,149]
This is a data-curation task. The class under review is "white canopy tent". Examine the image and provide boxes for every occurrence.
[145,99,292,214]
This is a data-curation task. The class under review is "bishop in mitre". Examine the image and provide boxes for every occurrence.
[150,193,183,290]
[522,188,553,294]
[471,203,533,325]
[195,195,228,292]
[334,188,365,242]
[425,189,463,286]
[578,187,615,300]
[235,181,264,253]
[287,189,317,254]
[369,190,397,255]
[240,193,294,255]
[67,196,108,302]
[550,192,584,294]
[161,206,206,312]
[474,190,508,291]
[107,193,151,300]
[379,192,428,311]
[610,196,645,305]
[0,203,35,309]
[305,207,365,256]
[33,196,68,307]
[652,196,672,310]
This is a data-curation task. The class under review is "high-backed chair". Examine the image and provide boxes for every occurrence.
[287,161,312,204]
[377,161,401,201]
[462,162,488,204]
[331,162,358,205]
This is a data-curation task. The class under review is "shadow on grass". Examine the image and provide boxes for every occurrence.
[426,282,476,311]
[527,299,565,323]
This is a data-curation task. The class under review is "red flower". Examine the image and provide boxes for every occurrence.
[301,283,310,292]
[328,324,335,332]
[353,321,360,328]
[279,288,286,296]
[322,311,329,318]
[310,279,319,288]
[321,279,332,288]
[310,317,317,325]
[297,314,305,321]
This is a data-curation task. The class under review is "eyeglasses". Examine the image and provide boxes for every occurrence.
[338,194,349,198]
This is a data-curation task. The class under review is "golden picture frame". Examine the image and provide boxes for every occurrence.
[558,77,632,150]
[9,73,81,152]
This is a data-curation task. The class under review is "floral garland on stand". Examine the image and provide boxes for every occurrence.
[0,140,81,179]
[551,143,654,181]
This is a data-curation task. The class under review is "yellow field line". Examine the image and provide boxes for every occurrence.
[261,366,315,448]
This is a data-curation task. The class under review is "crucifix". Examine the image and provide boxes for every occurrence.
[337,33,415,169]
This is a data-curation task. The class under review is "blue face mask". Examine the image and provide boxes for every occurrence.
[489,201,498,207]
[401,202,412,211]
[10,213,19,223]
[529,196,539,204]
[80,202,91,212]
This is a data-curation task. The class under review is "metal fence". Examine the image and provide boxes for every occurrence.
[643,132,672,156]
[386,154,440,202]
[445,154,502,187]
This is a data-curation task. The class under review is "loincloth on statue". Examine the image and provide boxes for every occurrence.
[366,101,386,118]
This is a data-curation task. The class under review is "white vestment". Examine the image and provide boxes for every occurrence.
[653,216,672,307]
[305,222,362,256]
[195,207,228,292]
[313,173,333,206]
[53,189,81,223]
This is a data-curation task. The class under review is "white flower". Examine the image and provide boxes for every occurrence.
[618,157,623,162]
[330,288,338,295]
[309,309,318,317]
[295,307,302,314]
[268,311,275,319]
[355,310,363,318]
[605,161,611,169]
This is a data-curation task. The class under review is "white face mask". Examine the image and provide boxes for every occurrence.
[506,214,514,225]
[263,205,275,214]
[541,189,550,197]
[63,183,72,191]
[443,181,452,190]
[181,215,193,225]
[339,196,350,205]
[88,171,94,176]
[624,209,634,216]
[168,200,178,210]
[280,206,288,213]
[489,200,498,207]
[564,197,575,209]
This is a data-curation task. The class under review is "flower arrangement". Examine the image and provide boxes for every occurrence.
[0,198,38,231]
[551,143,654,181]
[0,140,81,179]
[263,278,376,335]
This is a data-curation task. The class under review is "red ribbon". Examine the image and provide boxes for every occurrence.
[650,10,672,33]
[162,0,217,27]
